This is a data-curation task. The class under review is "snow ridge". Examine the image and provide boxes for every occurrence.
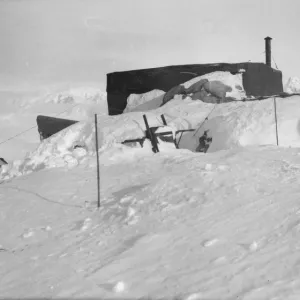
[284,77,300,93]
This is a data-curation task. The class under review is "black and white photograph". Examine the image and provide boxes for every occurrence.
[0,0,300,299]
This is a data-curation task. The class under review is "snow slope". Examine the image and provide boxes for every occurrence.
[1,83,300,299]
[0,86,107,162]
[2,92,300,181]
[1,144,300,299]
[178,95,300,152]
[98,94,300,154]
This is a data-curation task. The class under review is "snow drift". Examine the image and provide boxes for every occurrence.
[123,71,247,114]
[1,73,299,181]
[1,121,94,179]
[2,92,300,182]
[181,70,246,100]
[284,76,300,94]
[2,83,300,299]
[0,86,108,162]
[124,89,165,113]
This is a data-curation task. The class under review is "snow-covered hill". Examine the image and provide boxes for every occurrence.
[1,76,300,299]
[1,142,300,299]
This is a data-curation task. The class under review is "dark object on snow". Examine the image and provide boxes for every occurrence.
[196,131,212,153]
[0,157,8,167]
[106,62,283,115]
[122,114,195,153]
[36,115,79,141]
[143,114,160,153]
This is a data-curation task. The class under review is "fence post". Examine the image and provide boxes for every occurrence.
[273,97,279,146]
[95,114,100,209]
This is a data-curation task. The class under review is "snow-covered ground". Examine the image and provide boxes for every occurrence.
[0,86,107,162]
[1,77,300,299]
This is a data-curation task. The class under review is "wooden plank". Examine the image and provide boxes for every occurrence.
[143,114,159,153]
[161,114,167,125]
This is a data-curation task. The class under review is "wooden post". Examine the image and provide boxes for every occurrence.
[161,114,167,125]
[95,114,100,209]
[161,114,178,149]
[273,97,279,146]
[143,114,159,153]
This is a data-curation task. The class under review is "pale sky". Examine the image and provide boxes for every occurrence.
[0,0,299,91]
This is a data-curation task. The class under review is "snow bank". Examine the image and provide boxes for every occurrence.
[124,89,165,113]
[98,94,300,156]
[179,96,300,152]
[182,71,246,101]
[1,121,95,180]
[2,86,299,181]
[284,77,300,94]
[122,72,246,115]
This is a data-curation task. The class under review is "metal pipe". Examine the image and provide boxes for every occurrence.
[265,36,272,67]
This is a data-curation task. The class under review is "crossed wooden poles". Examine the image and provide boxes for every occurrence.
[122,114,195,153]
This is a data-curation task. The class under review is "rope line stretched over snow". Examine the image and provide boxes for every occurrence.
[0,103,79,146]
[272,55,279,70]
[0,185,84,209]
[192,104,218,137]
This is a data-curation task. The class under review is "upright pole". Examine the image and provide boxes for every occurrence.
[95,114,100,209]
[143,114,159,153]
[161,114,167,126]
[273,97,279,146]
[264,36,272,67]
